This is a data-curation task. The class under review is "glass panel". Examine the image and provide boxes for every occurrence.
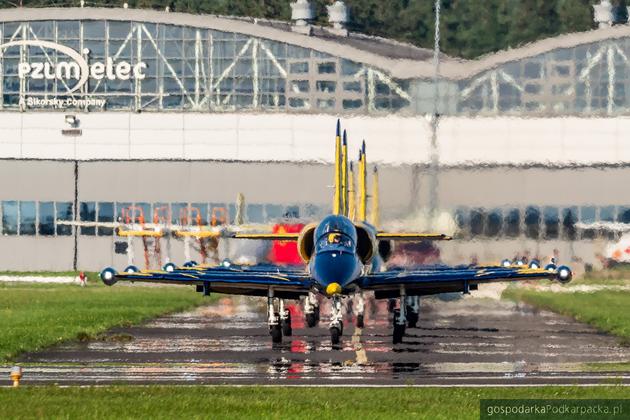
[80,202,96,236]
[38,202,55,236]
[2,201,17,235]
[543,206,559,239]
[136,202,152,224]
[191,203,208,225]
[153,203,171,224]
[524,206,540,239]
[485,209,502,237]
[56,202,73,236]
[562,207,578,240]
[248,204,264,223]
[19,201,36,235]
[469,208,484,236]
[285,205,300,219]
[265,204,283,221]
[171,202,188,225]
[98,202,114,236]
[600,206,616,222]
[580,206,597,240]
[317,62,336,74]
[504,209,520,238]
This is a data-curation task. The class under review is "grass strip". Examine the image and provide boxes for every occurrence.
[0,280,207,361]
[0,386,627,419]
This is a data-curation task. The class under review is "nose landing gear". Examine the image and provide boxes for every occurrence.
[393,285,407,344]
[329,296,343,346]
[279,299,292,337]
[355,292,365,328]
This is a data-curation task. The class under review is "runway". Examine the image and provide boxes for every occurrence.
[3,292,630,386]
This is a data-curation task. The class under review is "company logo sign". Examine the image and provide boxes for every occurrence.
[0,40,147,95]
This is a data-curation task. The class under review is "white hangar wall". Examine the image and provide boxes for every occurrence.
[0,112,629,166]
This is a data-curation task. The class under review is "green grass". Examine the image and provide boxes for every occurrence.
[0,280,207,361]
[504,287,630,345]
[0,386,627,419]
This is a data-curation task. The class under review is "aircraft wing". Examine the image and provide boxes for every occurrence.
[376,233,452,240]
[102,263,312,299]
[230,233,300,240]
[359,265,570,299]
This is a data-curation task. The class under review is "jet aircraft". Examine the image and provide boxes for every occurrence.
[100,121,573,345]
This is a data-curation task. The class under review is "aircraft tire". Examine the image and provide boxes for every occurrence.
[330,327,341,345]
[270,324,282,343]
[356,314,364,328]
[407,309,418,328]
[124,265,139,273]
[393,323,405,344]
[305,313,318,328]
[281,313,292,336]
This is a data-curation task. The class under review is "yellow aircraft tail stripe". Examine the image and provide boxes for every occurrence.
[370,165,380,227]
[348,161,356,221]
[359,140,367,222]
[232,233,300,240]
[342,129,349,217]
[333,119,342,216]
[376,233,452,240]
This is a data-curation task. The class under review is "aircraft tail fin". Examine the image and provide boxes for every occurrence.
[333,120,342,216]
[359,141,367,222]
[369,165,380,227]
[348,161,356,221]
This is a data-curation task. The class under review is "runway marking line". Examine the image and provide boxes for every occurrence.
[352,327,368,365]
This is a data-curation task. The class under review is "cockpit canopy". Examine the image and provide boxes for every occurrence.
[314,215,357,251]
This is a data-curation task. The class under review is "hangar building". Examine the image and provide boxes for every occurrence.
[0,4,629,270]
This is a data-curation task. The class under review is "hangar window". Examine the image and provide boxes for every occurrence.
[248,204,264,223]
[38,202,55,236]
[19,201,36,236]
[289,62,309,74]
[485,209,503,237]
[171,203,188,225]
[265,205,283,221]
[524,206,541,239]
[561,207,578,240]
[317,99,335,110]
[469,208,485,236]
[543,207,559,239]
[2,201,18,235]
[97,202,114,236]
[80,202,96,236]
[504,209,521,238]
[56,202,73,236]
[453,207,469,238]
[580,206,597,240]
[153,203,171,224]
[343,99,363,110]
[316,81,336,93]
[343,81,362,92]
[600,205,616,221]
[292,80,309,93]
[318,62,336,74]
[191,203,209,225]
[617,206,630,223]
[288,98,308,109]
[285,205,300,219]
[136,203,152,224]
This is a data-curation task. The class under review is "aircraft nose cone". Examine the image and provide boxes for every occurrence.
[312,250,359,291]
[326,282,342,296]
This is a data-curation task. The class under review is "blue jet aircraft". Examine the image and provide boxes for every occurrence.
[100,121,573,345]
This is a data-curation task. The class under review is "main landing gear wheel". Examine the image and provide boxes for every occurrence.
[270,323,282,343]
[124,265,139,274]
[393,323,405,344]
[306,313,318,328]
[407,309,418,328]
[330,327,341,345]
[281,311,292,337]
[356,314,364,328]
[100,267,117,286]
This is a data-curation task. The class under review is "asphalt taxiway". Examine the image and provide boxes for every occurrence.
[3,292,629,386]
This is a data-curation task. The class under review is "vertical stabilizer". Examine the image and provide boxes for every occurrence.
[370,166,380,227]
[342,130,349,217]
[333,120,342,215]
[348,162,356,221]
[359,140,367,221]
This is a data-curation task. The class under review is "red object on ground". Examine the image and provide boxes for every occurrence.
[268,223,304,265]
[79,272,86,281]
